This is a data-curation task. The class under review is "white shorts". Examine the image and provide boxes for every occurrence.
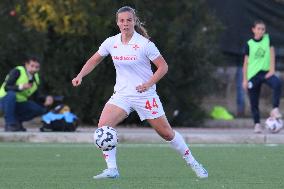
[107,93,165,121]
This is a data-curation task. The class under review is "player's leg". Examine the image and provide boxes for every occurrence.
[16,100,46,122]
[16,100,46,131]
[265,75,282,118]
[133,94,207,178]
[248,76,262,133]
[94,102,129,179]
[98,103,128,128]
[1,91,20,131]
[147,115,208,178]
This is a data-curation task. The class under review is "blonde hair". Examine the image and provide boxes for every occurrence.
[116,6,149,39]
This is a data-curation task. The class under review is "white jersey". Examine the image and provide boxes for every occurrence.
[98,31,161,97]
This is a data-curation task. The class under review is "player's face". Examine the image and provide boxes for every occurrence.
[25,60,40,75]
[252,23,266,39]
[117,11,135,35]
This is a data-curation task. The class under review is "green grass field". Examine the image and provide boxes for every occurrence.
[0,143,283,189]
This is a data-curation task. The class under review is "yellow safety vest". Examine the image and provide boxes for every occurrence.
[0,66,40,102]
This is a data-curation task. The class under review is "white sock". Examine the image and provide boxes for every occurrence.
[168,130,196,165]
[102,147,117,169]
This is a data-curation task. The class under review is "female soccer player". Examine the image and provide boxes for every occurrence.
[72,6,208,179]
[242,20,282,133]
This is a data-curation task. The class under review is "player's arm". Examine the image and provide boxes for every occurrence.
[265,46,275,79]
[4,69,21,91]
[149,55,168,85]
[242,55,248,90]
[72,52,105,86]
[136,55,168,93]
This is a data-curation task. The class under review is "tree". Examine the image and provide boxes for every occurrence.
[20,0,92,35]
[0,0,47,81]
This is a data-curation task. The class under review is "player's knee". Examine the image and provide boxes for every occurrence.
[161,130,175,141]
[97,122,112,128]
[97,123,104,128]
[97,120,106,128]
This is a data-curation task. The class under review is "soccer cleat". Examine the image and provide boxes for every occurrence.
[270,108,282,119]
[93,168,119,179]
[18,122,27,132]
[254,123,263,134]
[190,161,208,179]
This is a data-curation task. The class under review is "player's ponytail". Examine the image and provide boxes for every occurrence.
[116,6,150,39]
[134,16,149,39]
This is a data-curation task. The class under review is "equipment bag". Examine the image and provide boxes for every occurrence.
[40,104,78,132]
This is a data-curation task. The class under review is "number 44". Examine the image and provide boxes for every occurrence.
[145,98,158,110]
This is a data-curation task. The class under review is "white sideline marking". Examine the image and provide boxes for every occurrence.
[0,143,280,148]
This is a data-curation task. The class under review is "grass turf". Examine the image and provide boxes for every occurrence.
[0,143,283,189]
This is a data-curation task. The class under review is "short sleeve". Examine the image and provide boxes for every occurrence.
[144,41,161,61]
[243,43,249,56]
[97,38,112,57]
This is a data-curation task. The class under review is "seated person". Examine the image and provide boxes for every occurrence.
[0,56,54,132]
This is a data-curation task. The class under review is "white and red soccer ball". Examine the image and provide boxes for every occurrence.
[265,117,283,133]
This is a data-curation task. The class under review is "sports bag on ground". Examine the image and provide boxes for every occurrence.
[40,104,78,132]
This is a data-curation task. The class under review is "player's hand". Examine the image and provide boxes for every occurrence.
[136,82,151,93]
[21,83,33,90]
[72,76,82,87]
[44,95,54,106]
[265,71,274,79]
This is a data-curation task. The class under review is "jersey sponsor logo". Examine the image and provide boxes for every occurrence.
[133,44,139,50]
[112,55,137,61]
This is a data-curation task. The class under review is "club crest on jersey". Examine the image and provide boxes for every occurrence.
[133,44,139,50]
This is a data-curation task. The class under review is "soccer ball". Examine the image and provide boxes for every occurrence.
[265,117,283,133]
[93,126,118,151]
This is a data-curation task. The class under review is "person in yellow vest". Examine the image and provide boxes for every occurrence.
[242,20,282,133]
[0,57,54,131]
